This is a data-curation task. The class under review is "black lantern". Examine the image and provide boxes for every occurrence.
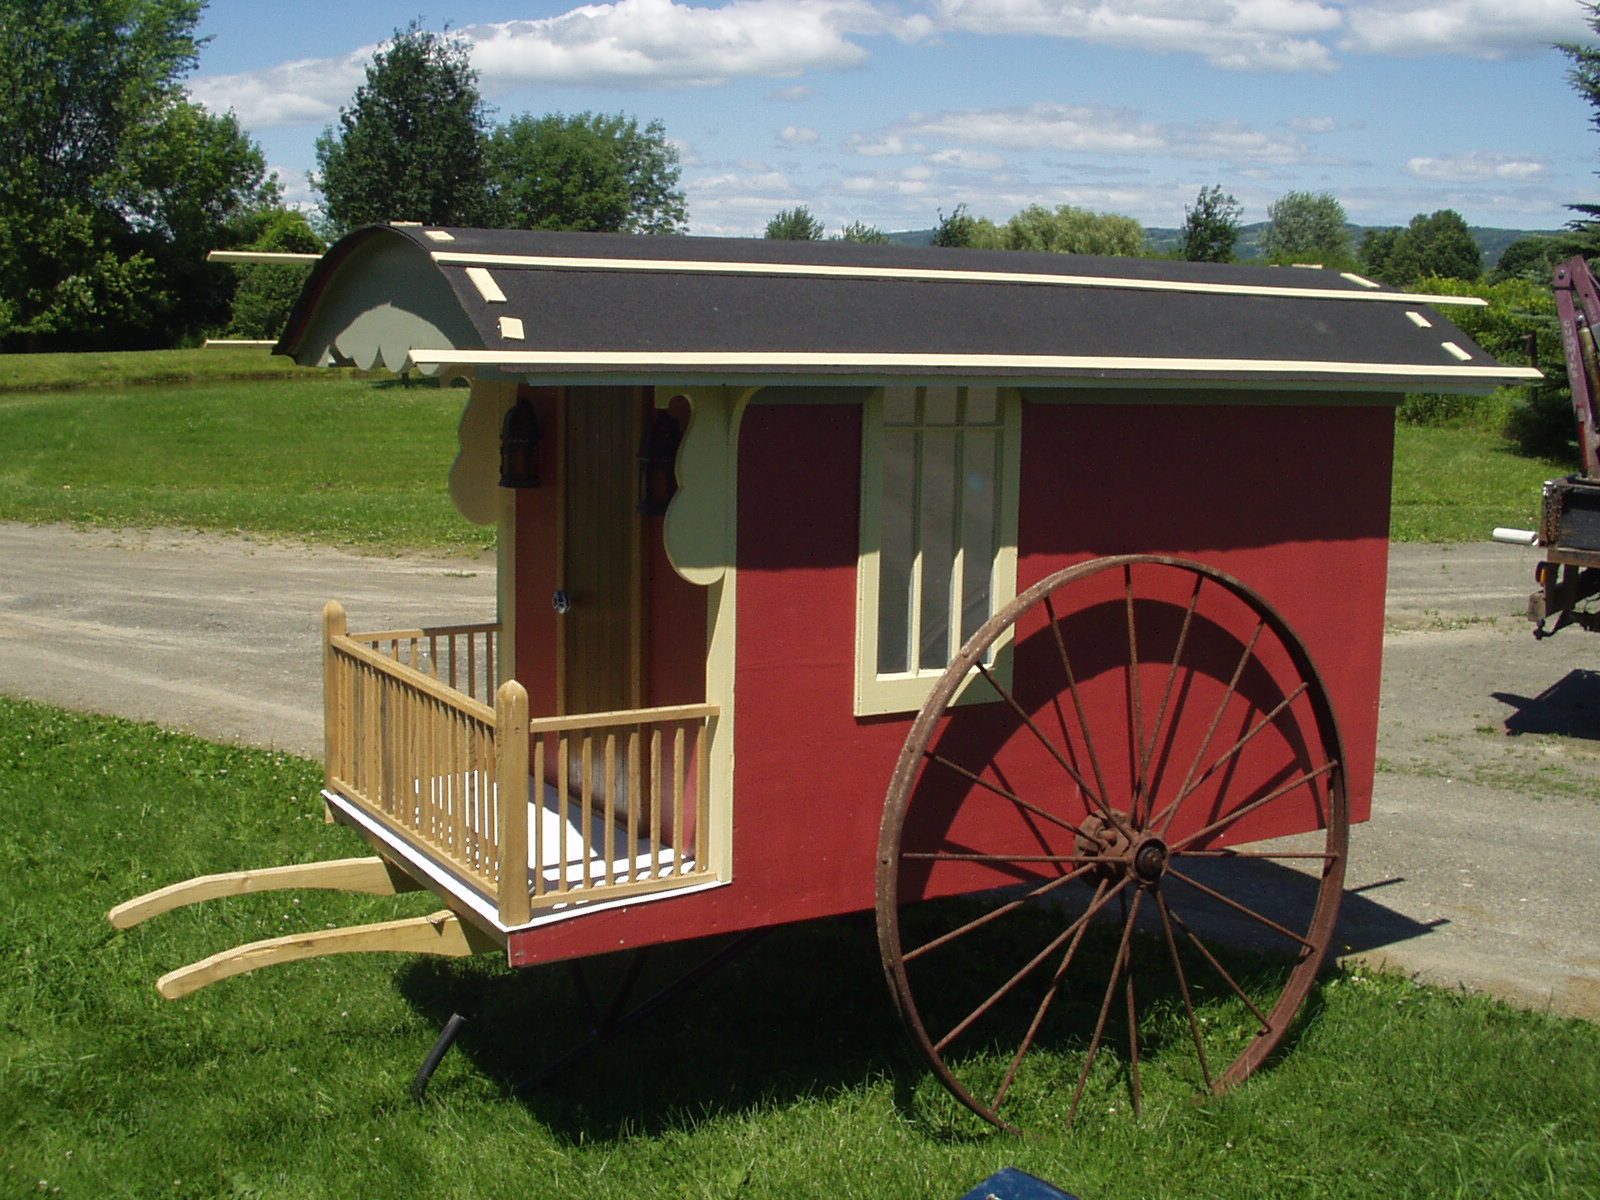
[498,393,542,488]
[637,409,682,515]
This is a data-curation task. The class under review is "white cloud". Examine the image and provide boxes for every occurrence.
[931,0,1341,71]
[1341,0,1592,60]
[872,103,1309,163]
[1406,150,1551,182]
[927,147,1007,170]
[779,125,822,145]
[187,52,369,128]
[190,0,925,129]
[846,132,930,156]
[1289,115,1339,133]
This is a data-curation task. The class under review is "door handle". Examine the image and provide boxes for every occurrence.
[552,590,571,614]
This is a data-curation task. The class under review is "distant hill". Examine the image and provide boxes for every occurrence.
[888,224,1558,268]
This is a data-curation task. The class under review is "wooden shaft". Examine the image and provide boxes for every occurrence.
[156,910,499,999]
[496,680,531,926]
[108,856,422,929]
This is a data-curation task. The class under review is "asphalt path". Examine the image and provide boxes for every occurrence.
[1,524,1596,1017]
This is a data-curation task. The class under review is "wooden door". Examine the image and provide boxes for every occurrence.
[557,387,645,716]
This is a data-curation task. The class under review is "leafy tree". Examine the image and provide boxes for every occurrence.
[0,0,277,350]
[931,204,1003,249]
[765,206,824,240]
[1000,204,1143,256]
[1491,235,1563,283]
[1180,184,1243,263]
[1359,210,1480,288]
[1559,6,1600,259]
[486,112,686,234]
[313,22,491,232]
[224,208,325,340]
[838,220,890,244]
[1259,191,1353,268]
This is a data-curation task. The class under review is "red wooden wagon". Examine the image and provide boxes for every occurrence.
[111,227,1534,1129]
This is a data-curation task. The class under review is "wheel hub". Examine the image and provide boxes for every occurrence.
[1132,836,1170,884]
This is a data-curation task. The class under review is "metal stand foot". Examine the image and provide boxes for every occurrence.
[412,1011,468,1102]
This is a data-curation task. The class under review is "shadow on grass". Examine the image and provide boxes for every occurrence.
[391,857,1406,1143]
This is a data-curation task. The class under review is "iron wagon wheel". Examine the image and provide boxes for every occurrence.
[875,554,1348,1132]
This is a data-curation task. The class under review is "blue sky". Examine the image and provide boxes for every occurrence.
[188,0,1600,239]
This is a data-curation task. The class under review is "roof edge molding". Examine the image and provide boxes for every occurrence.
[274,227,484,371]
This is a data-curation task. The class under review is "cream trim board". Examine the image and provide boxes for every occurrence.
[431,250,1488,308]
[854,387,1022,717]
[408,348,1538,382]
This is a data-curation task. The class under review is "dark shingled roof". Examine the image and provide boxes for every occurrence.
[275,223,1538,392]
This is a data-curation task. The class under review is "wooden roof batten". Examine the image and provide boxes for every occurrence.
[273,224,1541,394]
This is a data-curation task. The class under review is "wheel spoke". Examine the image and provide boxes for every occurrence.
[1124,565,1147,826]
[924,750,1094,840]
[1164,865,1322,950]
[933,877,1131,1054]
[1181,848,1340,862]
[1136,572,1203,826]
[1171,760,1339,853]
[1158,619,1265,834]
[1043,595,1115,822]
[990,877,1111,1113]
[1068,886,1145,1126]
[1161,902,1275,1032]
[974,660,1108,818]
[1156,892,1213,1091]
[902,863,1098,963]
[1154,683,1311,837]
[901,851,1100,865]
[1120,887,1143,1116]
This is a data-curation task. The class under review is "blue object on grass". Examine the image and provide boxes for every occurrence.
[957,1166,1083,1200]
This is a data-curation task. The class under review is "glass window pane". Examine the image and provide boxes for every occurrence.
[960,429,1000,645]
[965,386,999,425]
[883,386,917,426]
[918,431,959,670]
[924,385,959,425]
[877,428,916,674]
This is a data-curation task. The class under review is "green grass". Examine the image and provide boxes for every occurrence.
[0,346,388,393]
[0,349,1582,552]
[3,696,1598,1199]
[1389,424,1572,543]
[0,374,490,554]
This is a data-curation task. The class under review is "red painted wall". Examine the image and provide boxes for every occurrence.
[508,395,1394,966]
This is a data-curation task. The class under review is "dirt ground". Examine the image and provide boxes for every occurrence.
[1,523,1596,1017]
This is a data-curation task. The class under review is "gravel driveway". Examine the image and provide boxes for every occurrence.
[1,523,1595,1016]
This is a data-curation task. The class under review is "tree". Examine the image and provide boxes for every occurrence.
[1559,6,1600,259]
[838,220,890,244]
[313,22,490,233]
[224,208,325,340]
[1259,191,1353,268]
[1180,184,1243,263]
[765,206,824,240]
[0,0,277,350]
[932,204,1002,249]
[1359,210,1480,288]
[486,112,686,234]
[1000,204,1144,256]
[1491,235,1562,283]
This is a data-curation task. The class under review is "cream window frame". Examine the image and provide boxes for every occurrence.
[855,385,1022,717]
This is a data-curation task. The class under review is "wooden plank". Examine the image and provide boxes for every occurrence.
[156,910,500,999]
[527,702,717,734]
[109,856,422,929]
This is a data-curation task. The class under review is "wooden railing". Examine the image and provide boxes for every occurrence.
[322,601,716,927]
[347,618,500,708]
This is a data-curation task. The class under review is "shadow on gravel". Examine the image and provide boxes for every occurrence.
[1494,668,1600,740]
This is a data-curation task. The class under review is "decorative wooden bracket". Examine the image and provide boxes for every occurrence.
[108,856,423,930]
[156,909,500,999]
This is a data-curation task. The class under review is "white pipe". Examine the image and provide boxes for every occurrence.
[1491,527,1539,545]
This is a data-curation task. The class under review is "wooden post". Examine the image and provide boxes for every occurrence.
[495,680,531,927]
[322,600,347,822]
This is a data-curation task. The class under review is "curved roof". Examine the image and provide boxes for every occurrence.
[275,223,1538,392]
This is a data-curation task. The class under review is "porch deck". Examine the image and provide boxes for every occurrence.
[323,602,720,932]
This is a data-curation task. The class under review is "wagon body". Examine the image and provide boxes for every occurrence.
[114,226,1533,1125]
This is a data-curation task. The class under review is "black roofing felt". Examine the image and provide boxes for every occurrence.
[276,224,1533,391]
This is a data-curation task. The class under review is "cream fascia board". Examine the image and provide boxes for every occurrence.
[430,250,1489,308]
[854,388,1022,718]
[405,348,1540,384]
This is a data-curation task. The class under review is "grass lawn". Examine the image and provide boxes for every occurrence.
[1389,424,1571,542]
[2,696,1598,1199]
[0,373,491,555]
